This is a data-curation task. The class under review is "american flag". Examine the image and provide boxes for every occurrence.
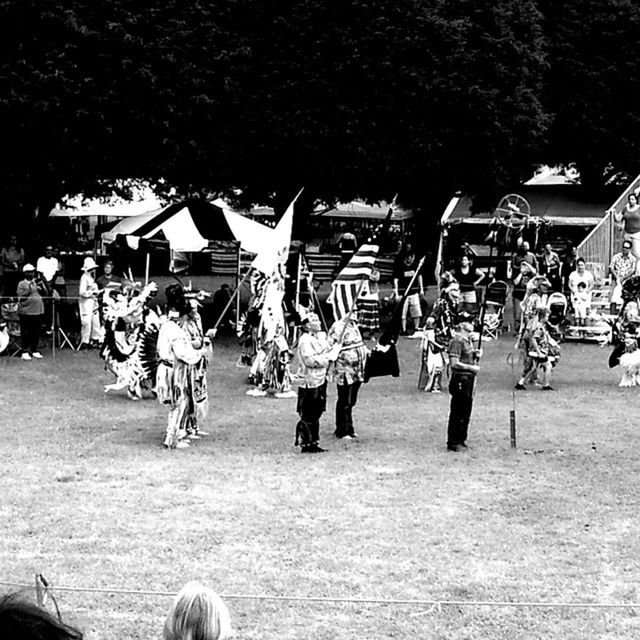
[327,205,394,322]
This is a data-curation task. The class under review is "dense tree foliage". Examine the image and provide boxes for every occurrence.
[538,0,640,191]
[1,0,635,229]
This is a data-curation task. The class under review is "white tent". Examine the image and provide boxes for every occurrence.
[100,209,164,244]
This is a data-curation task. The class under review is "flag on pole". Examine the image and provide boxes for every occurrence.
[327,202,395,322]
[251,189,302,276]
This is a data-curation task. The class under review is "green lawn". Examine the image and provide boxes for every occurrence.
[1,332,639,639]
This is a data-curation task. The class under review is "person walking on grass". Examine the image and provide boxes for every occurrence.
[446,321,482,452]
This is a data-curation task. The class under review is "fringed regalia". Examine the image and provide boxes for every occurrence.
[100,284,159,398]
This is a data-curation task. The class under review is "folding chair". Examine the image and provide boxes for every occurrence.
[53,298,80,351]
[482,280,509,339]
[1,301,22,357]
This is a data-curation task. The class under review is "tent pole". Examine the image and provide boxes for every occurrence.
[144,252,150,286]
[236,243,241,329]
[51,296,57,359]
[212,267,252,333]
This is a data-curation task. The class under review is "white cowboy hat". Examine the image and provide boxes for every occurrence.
[81,257,98,271]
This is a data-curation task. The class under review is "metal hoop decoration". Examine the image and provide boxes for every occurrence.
[494,193,532,230]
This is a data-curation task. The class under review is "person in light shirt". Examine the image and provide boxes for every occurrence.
[36,245,60,331]
[78,256,101,349]
[293,312,340,453]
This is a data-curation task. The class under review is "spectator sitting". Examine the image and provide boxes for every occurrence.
[163,581,232,640]
[0,592,83,639]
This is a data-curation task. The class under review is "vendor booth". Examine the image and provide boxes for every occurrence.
[437,183,614,280]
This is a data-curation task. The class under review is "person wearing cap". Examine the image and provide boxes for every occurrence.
[16,264,45,360]
[446,320,482,451]
[609,240,636,314]
[78,256,101,349]
[293,312,340,453]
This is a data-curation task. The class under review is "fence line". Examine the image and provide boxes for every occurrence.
[1,579,639,611]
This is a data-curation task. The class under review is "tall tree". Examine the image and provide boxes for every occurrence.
[1,0,547,229]
[539,0,640,191]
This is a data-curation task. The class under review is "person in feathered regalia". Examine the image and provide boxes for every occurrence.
[156,284,213,449]
[100,282,160,399]
[246,267,297,398]
[178,296,214,438]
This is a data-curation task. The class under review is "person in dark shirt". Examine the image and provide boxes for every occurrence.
[446,321,482,452]
[450,254,484,315]
[393,242,424,335]
[96,260,122,293]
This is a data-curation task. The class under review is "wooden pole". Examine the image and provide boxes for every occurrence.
[336,278,368,344]
[477,229,496,350]
[292,252,302,342]
[212,267,252,333]
[51,297,57,359]
[310,284,329,333]
[235,244,242,330]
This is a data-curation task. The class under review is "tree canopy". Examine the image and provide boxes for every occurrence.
[1,1,636,227]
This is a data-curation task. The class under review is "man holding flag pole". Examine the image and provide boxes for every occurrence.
[322,201,396,439]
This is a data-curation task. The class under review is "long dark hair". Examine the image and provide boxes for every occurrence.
[165,284,188,315]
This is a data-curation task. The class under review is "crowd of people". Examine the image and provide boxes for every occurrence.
[0,582,232,640]
[5,230,640,456]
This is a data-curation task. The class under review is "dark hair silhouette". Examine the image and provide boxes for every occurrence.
[0,593,83,640]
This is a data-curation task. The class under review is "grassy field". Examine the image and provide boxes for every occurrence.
[1,329,639,639]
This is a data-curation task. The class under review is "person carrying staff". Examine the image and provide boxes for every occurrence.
[293,312,340,453]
